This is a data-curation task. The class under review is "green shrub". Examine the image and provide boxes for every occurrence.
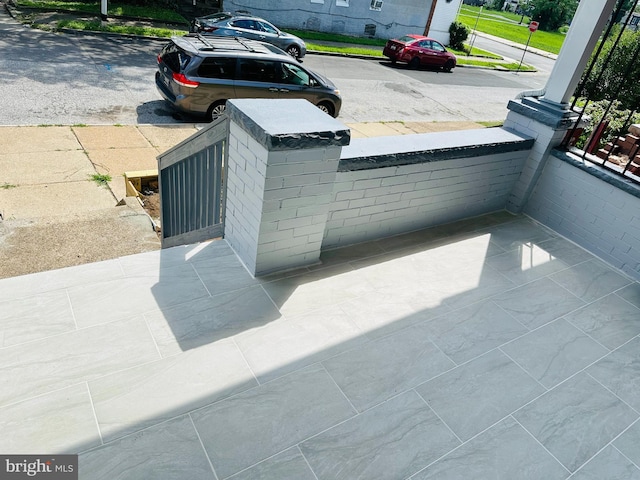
[574,99,640,151]
[449,21,469,51]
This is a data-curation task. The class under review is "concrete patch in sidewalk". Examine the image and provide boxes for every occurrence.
[0,150,96,185]
[137,124,201,151]
[0,126,81,154]
[72,125,151,150]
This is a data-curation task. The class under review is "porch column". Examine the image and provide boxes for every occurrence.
[505,0,618,212]
[224,99,350,276]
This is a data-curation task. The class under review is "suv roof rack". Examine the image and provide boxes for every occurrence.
[195,33,216,50]
[232,36,257,53]
[174,34,277,56]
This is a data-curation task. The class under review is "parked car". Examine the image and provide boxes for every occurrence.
[383,34,457,72]
[191,12,306,60]
[156,34,341,121]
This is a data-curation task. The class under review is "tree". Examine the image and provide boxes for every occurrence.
[528,0,578,31]
[579,25,640,111]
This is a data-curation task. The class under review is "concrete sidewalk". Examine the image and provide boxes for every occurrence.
[0,120,486,279]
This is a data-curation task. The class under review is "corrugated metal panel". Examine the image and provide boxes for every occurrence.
[158,116,228,248]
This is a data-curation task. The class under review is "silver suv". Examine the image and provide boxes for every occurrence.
[156,35,341,121]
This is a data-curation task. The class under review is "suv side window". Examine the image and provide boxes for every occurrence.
[197,57,237,79]
[237,59,278,82]
[231,19,257,30]
[279,62,313,86]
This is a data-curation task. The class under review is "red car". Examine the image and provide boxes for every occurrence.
[383,34,457,72]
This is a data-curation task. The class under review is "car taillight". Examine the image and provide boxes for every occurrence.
[172,72,199,88]
[203,26,217,32]
[157,54,162,64]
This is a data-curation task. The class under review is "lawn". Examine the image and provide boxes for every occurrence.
[16,0,188,23]
[457,5,566,55]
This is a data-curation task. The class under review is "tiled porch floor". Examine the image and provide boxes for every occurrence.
[1,212,640,479]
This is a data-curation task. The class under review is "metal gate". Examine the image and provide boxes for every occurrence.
[157,115,228,248]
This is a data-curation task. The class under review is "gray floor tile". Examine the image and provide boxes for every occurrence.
[68,263,210,327]
[565,293,640,350]
[260,264,375,317]
[322,322,455,412]
[191,365,355,479]
[336,290,445,340]
[477,217,556,251]
[616,282,640,308]
[439,264,516,309]
[0,317,159,407]
[549,260,632,303]
[191,253,261,297]
[426,300,528,364]
[588,336,640,412]
[145,285,281,356]
[0,290,76,347]
[235,304,368,383]
[395,233,507,277]
[300,391,460,480]
[614,420,640,466]
[416,349,544,441]
[412,417,568,480]
[228,448,316,480]
[0,384,101,454]
[492,277,585,330]
[79,415,215,480]
[571,445,640,480]
[318,240,386,267]
[535,236,596,266]
[118,239,234,274]
[89,340,257,443]
[501,319,609,389]
[514,373,638,473]
[0,258,124,300]
[486,244,571,285]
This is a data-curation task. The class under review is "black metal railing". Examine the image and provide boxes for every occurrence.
[561,0,640,184]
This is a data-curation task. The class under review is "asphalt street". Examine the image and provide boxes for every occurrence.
[0,8,551,125]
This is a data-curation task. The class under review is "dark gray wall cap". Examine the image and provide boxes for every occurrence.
[339,127,533,172]
[507,99,577,129]
[227,99,350,151]
[553,149,640,200]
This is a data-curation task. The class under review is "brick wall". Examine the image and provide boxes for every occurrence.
[525,150,640,280]
[322,129,533,249]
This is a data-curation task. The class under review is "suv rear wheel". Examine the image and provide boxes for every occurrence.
[207,100,227,121]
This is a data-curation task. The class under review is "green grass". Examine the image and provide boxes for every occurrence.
[458,5,566,54]
[287,28,387,47]
[56,19,184,37]
[1,183,17,189]
[90,173,112,186]
[307,42,383,56]
[17,0,187,23]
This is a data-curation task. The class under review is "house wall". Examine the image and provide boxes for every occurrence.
[524,150,640,280]
[322,127,533,248]
[223,0,459,44]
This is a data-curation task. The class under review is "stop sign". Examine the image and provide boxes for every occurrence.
[529,21,539,32]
